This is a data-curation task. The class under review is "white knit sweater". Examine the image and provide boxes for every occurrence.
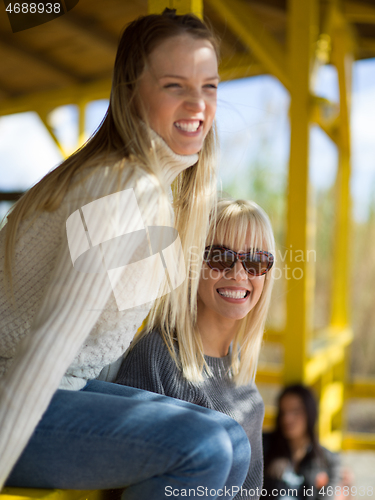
[0,132,198,487]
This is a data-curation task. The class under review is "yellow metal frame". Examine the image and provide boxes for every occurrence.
[0,489,103,500]
[342,433,375,451]
[284,0,317,385]
[148,0,202,17]
[205,0,373,452]
[0,78,112,158]
[205,0,290,89]
[208,0,358,451]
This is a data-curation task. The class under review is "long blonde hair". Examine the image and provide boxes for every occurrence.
[152,198,275,386]
[3,10,219,330]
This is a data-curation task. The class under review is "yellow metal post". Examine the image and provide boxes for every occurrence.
[325,3,354,450]
[284,0,318,385]
[330,7,354,329]
[148,0,202,17]
[205,0,290,90]
[78,101,87,149]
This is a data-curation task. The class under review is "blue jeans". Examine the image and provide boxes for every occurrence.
[7,380,250,499]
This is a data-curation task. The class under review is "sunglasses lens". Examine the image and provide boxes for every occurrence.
[205,248,235,270]
[245,252,274,275]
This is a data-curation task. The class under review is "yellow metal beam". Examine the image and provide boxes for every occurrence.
[320,381,344,416]
[284,0,318,384]
[148,0,167,13]
[0,34,79,86]
[0,79,111,118]
[310,95,339,145]
[320,430,342,452]
[332,358,346,432]
[347,378,375,399]
[318,381,344,450]
[77,101,88,149]
[38,110,67,158]
[262,328,284,344]
[0,490,103,500]
[148,0,203,17]
[344,1,375,24]
[173,0,202,16]
[330,4,354,328]
[256,364,283,385]
[305,329,353,384]
[342,433,375,451]
[205,0,291,90]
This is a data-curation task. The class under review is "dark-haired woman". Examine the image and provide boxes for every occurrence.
[0,10,250,498]
[263,385,340,499]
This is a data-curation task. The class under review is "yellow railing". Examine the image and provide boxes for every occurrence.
[257,326,375,451]
[0,489,103,500]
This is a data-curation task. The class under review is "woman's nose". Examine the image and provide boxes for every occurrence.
[225,260,248,280]
[184,93,206,112]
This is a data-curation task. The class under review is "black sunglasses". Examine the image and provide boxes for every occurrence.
[203,245,274,276]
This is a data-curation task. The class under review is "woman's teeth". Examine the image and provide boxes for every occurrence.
[174,120,200,132]
[217,290,248,299]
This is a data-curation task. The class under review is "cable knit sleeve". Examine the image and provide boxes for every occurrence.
[0,163,166,487]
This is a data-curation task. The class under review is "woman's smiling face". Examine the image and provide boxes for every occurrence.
[197,241,266,324]
[138,34,219,155]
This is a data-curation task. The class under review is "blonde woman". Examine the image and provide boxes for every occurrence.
[116,198,276,499]
[0,11,251,499]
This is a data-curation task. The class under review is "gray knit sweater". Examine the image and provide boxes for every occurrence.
[116,330,265,499]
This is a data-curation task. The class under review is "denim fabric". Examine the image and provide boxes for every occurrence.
[7,380,250,499]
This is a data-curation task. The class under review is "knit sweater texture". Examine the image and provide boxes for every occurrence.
[0,131,198,487]
[116,330,265,500]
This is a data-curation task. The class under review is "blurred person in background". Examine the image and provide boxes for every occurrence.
[263,384,341,499]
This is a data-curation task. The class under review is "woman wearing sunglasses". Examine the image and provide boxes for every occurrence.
[116,198,275,499]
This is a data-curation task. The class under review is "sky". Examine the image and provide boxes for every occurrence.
[1,58,375,221]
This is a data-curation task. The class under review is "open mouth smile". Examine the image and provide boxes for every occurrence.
[174,120,203,133]
[216,288,250,301]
